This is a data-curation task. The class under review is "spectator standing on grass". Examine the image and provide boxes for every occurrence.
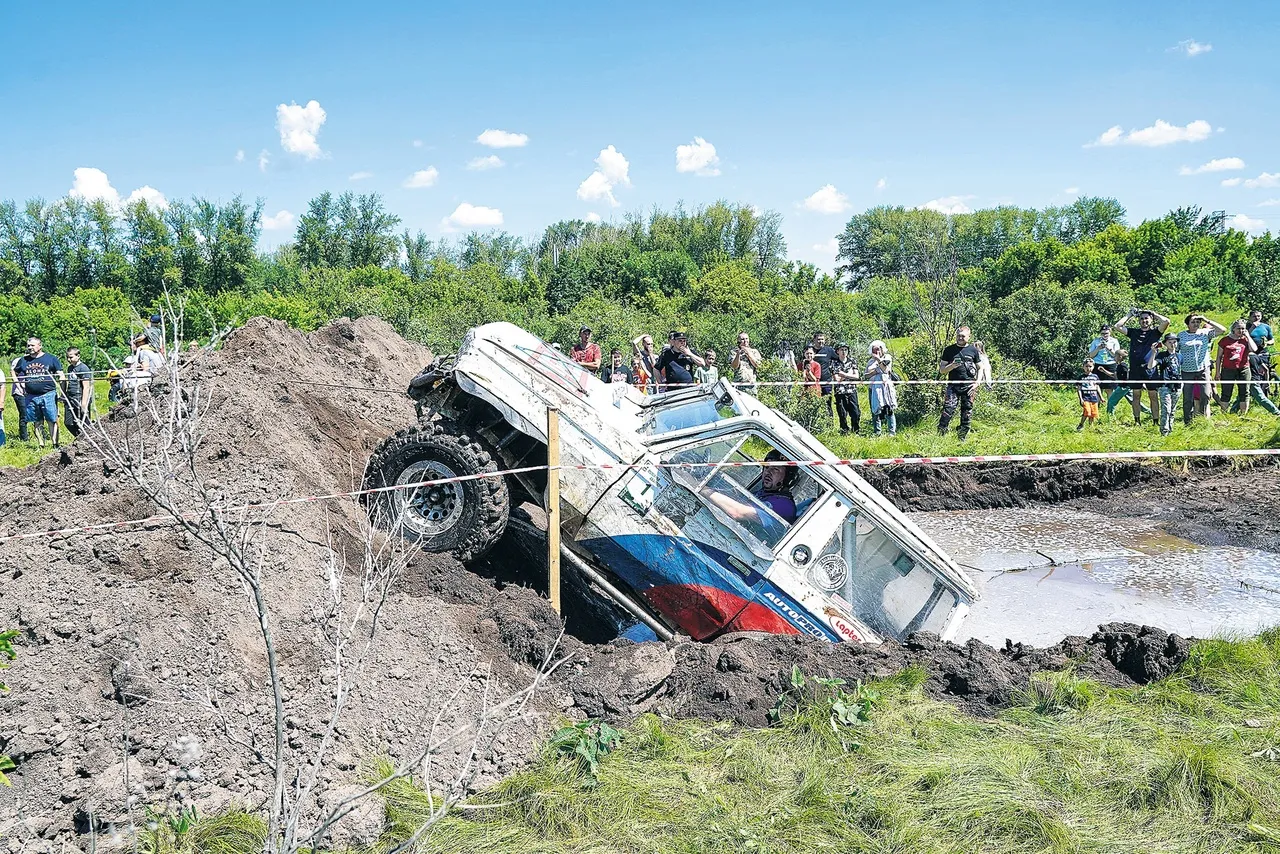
[0,361,6,447]
[570,326,602,372]
[144,313,166,355]
[10,356,28,442]
[1248,310,1273,351]
[1089,323,1122,393]
[730,332,763,395]
[1235,344,1280,416]
[15,337,63,447]
[799,347,821,395]
[1147,333,1183,436]
[1114,308,1169,426]
[831,343,861,435]
[632,333,660,393]
[938,326,981,439]
[1216,319,1257,415]
[866,340,898,436]
[600,348,633,385]
[695,350,719,386]
[655,331,704,390]
[61,347,93,438]
[1078,359,1101,431]
[1176,313,1226,425]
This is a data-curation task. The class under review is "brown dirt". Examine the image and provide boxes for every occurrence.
[1,317,1250,849]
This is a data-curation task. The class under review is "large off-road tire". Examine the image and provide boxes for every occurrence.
[364,420,510,564]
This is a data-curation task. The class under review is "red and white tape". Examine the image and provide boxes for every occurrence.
[3,447,1277,545]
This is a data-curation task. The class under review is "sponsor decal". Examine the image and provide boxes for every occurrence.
[809,553,848,592]
[760,588,829,639]
[823,606,862,643]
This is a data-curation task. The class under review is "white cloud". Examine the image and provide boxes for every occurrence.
[1258,199,1280,208]
[261,210,295,231]
[1064,187,1080,195]
[476,129,529,148]
[1085,119,1212,147]
[440,203,504,232]
[466,155,505,171]
[803,184,851,214]
[69,168,167,210]
[1222,177,1242,187]
[412,139,423,148]
[348,170,374,181]
[403,167,440,189]
[919,195,974,215]
[1172,39,1212,57]
[1227,214,1267,233]
[1244,172,1280,189]
[125,186,168,210]
[1179,157,1245,175]
[674,136,720,176]
[584,211,602,223]
[235,149,245,163]
[875,177,887,191]
[812,237,839,255]
[576,145,631,206]
[276,100,327,159]
[258,149,270,172]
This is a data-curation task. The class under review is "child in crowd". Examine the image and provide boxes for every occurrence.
[631,356,651,394]
[1148,333,1183,436]
[1077,359,1101,431]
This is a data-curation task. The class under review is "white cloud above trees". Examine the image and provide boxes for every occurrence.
[467,155,505,171]
[1179,157,1244,175]
[1086,119,1212,147]
[802,184,850,214]
[476,129,528,148]
[69,168,167,210]
[1227,214,1266,233]
[440,203,504,231]
[261,210,295,231]
[403,167,440,188]
[919,195,974,215]
[675,137,720,176]
[276,100,327,158]
[577,145,631,206]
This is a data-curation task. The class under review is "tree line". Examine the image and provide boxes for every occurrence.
[0,189,1274,391]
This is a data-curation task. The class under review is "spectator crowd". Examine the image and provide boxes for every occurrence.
[565,309,1278,441]
[0,314,169,449]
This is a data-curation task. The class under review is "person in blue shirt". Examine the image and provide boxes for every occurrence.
[1248,310,1274,351]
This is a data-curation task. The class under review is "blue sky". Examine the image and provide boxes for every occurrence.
[1,0,1277,268]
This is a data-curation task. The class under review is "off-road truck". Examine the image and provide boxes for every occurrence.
[364,323,978,644]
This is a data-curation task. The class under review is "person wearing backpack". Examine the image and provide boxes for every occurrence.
[938,326,981,439]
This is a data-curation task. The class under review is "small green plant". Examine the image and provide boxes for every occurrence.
[768,665,879,748]
[0,628,17,787]
[548,719,623,784]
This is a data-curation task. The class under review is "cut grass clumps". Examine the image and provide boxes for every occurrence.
[384,633,1280,854]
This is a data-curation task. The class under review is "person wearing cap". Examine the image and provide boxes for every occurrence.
[830,343,861,435]
[1146,332,1183,436]
[655,331,704,390]
[570,326,601,371]
[144,313,166,355]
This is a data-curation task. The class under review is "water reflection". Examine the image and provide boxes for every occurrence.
[912,507,1280,645]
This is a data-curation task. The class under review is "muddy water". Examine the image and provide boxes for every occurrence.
[913,507,1280,646]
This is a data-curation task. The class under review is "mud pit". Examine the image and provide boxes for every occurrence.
[0,316,1271,847]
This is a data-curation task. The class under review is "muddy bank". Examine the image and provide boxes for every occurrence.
[865,458,1280,553]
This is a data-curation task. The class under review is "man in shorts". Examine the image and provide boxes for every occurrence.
[15,337,64,447]
[1113,308,1169,426]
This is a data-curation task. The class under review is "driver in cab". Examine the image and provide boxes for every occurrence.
[701,450,798,531]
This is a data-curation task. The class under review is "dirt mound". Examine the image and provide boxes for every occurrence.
[0,317,582,848]
[567,622,1190,725]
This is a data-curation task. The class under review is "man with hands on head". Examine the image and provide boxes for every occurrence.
[1114,307,1170,427]
[1176,313,1227,424]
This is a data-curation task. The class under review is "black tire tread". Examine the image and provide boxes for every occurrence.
[364,420,510,564]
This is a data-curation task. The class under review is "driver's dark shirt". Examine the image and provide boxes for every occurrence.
[756,490,797,523]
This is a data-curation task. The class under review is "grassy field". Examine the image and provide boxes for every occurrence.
[379,633,1280,854]
[0,379,112,467]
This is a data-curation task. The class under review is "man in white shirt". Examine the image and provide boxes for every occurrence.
[1175,313,1226,424]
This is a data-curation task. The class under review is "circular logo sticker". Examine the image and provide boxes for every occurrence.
[809,553,848,592]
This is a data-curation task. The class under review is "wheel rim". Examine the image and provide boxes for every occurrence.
[395,460,464,537]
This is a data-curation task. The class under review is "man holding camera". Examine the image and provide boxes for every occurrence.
[1113,307,1169,427]
[1176,313,1226,424]
[655,331,705,390]
[730,332,763,395]
[938,326,981,439]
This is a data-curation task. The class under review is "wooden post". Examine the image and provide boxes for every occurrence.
[546,407,562,615]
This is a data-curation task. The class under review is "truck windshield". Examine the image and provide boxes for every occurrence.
[817,511,958,640]
[639,394,739,436]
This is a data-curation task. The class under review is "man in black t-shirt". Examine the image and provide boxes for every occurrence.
[938,326,980,439]
[654,332,704,390]
[61,347,94,437]
[15,337,64,447]
[599,349,634,385]
[1113,307,1169,426]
